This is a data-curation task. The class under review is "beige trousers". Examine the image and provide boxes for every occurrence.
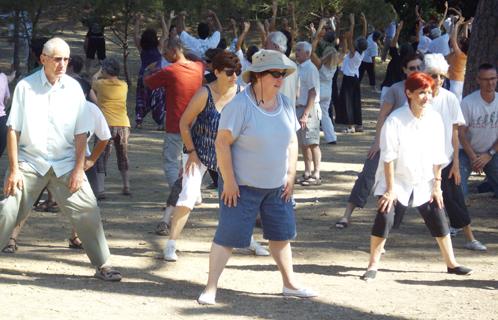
[0,162,110,267]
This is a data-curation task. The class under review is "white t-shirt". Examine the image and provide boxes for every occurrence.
[296,59,321,107]
[279,59,299,108]
[427,33,450,56]
[430,88,465,168]
[319,64,337,100]
[179,30,220,59]
[86,101,111,157]
[342,51,364,77]
[374,106,447,207]
[460,91,498,153]
[362,35,378,63]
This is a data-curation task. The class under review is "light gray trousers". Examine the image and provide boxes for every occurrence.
[0,163,110,267]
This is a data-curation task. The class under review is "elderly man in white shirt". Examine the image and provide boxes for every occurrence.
[295,41,322,186]
[0,37,121,281]
[361,72,472,282]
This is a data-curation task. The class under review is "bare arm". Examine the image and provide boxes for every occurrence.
[450,17,464,56]
[347,14,355,57]
[158,11,172,52]
[176,11,186,35]
[270,0,278,32]
[298,88,317,129]
[431,164,444,208]
[84,139,109,171]
[281,132,298,201]
[310,19,327,69]
[360,12,367,38]
[391,20,403,48]
[207,10,223,32]
[215,130,239,207]
[68,133,87,193]
[3,128,23,196]
[437,1,448,29]
[378,161,395,213]
[256,20,268,46]
[448,124,462,185]
[236,21,251,52]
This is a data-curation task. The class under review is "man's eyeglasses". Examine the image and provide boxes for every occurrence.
[224,69,241,77]
[43,54,71,63]
[263,70,287,79]
[407,65,422,71]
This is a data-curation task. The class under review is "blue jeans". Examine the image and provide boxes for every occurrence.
[162,133,183,187]
[459,149,498,198]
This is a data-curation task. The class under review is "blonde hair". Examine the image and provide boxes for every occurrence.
[321,46,340,68]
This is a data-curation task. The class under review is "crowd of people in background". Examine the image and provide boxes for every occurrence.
[0,0,497,306]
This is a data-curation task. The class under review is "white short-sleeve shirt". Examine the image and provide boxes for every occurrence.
[85,101,111,156]
[374,106,447,206]
[296,59,321,108]
[7,69,90,177]
[427,34,450,56]
[430,88,465,167]
[362,35,379,63]
[180,30,221,59]
[279,59,299,108]
[460,90,498,153]
[342,51,364,77]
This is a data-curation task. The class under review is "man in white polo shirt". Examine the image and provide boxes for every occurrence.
[0,37,121,281]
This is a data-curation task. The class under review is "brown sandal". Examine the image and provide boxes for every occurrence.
[95,267,122,282]
[68,236,84,250]
[2,238,18,253]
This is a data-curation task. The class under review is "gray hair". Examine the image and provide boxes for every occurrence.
[42,37,70,56]
[101,57,120,77]
[296,41,312,54]
[267,31,287,54]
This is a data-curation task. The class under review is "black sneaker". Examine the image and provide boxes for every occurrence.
[447,266,473,275]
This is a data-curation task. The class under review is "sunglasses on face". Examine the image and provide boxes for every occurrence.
[224,69,241,77]
[43,54,71,63]
[430,73,445,80]
[263,70,287,79]
[407,65,422,71]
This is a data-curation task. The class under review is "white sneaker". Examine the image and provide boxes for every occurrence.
[163,243,178,261]
[195,194,203,206]
[464,240,487,251]
[249,239,270,256]
[197,292,216,305]
[282,286,318,298]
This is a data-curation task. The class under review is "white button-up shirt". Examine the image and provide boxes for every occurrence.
[180,30,220,59]
[296,59,321,109]
[7,68,90,177]
[374,106,447,206]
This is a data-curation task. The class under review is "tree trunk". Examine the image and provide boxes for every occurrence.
[12,10,21,74]
[463,0,498,97]
[123,0,132,86]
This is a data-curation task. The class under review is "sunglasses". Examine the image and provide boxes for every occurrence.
[263,70,287,79]
[407,65,422,71]
[223,69,241,77]
[430,73,445,80]
[43,54,71,63]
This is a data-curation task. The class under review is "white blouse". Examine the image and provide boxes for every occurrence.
[374,106,447,207]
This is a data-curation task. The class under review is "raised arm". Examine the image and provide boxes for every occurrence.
[176,11,187,35]
[158,11,173,52]
[310,18,327,69]
[207,9,223,32]
[450,16,464,56]
[270,0,278,32]
[256,19,268,46]
[347,14,355,57]
[391,20,403,48]
[437,1,448,29]
[235,21,251,52]
[229,18,238,39]
[360,12,367,38]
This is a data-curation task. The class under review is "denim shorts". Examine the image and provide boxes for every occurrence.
[213,180,297,248]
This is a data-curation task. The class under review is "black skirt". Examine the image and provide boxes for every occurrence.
[335,75,362,126]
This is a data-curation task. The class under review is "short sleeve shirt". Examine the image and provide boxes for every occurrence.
[362,35,379,63]
[430,88,465,167]
[92,78,130,127]
[279,60,299,108]
[427,34,450,56]
[218,90,300,189]
[180,30,221,59]
[296,59,320,107]
[374,106,447,206]
[85,101,111,156]
[460,91,498,153]
[383,81,408,110]
[342,51,364,77]
[7,69,90,177]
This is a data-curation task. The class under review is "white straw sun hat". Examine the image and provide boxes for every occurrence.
[241,49,296,84]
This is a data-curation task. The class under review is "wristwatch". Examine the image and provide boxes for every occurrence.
[489,148,496,157]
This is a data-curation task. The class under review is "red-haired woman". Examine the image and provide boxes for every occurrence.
[361,72,472,281]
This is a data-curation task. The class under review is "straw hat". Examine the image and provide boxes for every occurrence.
[241,49,296,84]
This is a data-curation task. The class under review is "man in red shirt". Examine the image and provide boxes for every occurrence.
[145,37,204,187]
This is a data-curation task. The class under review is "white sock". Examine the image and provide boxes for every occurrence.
[167,239,176,248]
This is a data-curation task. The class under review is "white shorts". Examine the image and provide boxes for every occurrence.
[176,153,208,209]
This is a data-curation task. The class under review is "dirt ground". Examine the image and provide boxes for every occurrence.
[0,27,497,320]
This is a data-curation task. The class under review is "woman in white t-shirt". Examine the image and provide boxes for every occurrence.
[311,18,342,144]
[335,13,368,133]
[361,72,472,281]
